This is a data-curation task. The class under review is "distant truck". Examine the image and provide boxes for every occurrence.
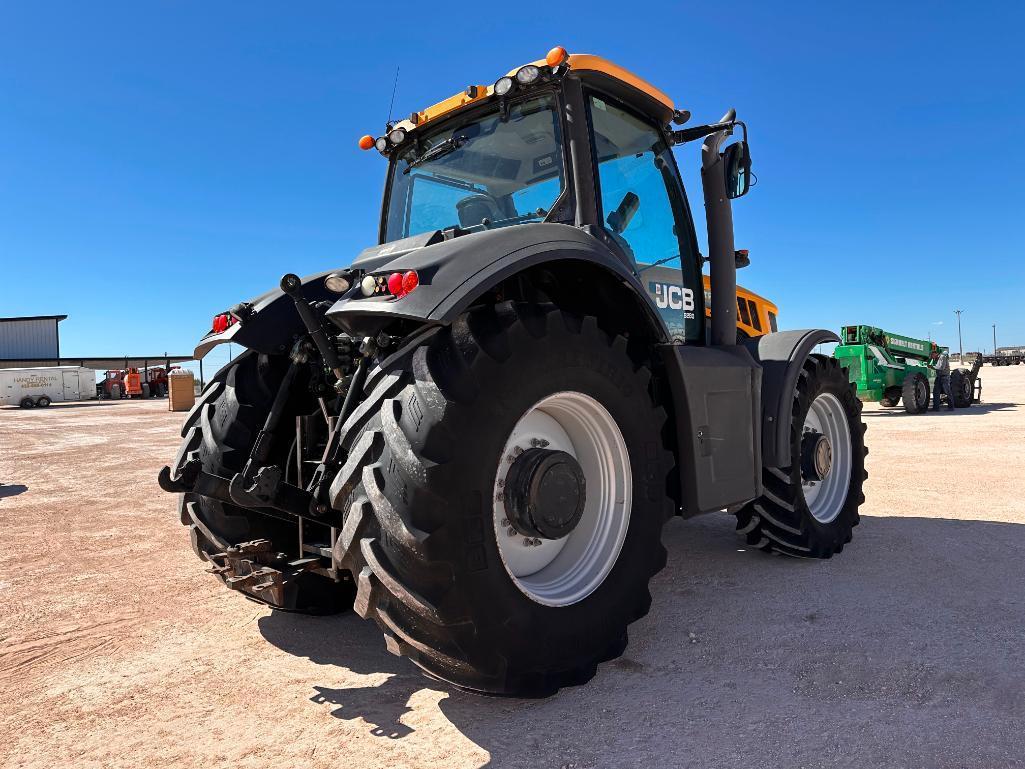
[1,366,97,408]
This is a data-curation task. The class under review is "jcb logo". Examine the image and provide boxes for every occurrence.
[650,282,695,312]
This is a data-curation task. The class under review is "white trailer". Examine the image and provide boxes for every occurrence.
[0,366,97,408]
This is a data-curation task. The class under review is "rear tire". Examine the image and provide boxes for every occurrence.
[175,350,353,614]
[735,355,866,558]
[331,302,674,696]
[951,369,972,407]
[36,396,52,408]
[902,372,929,414]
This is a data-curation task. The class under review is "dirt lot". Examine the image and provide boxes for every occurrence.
[1,365,1023,769]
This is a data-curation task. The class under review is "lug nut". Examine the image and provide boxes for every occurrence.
[523,537,533,547]
[497,478,505,488]
[532,538,542,546]
[500,518,509,527]
[514,445,524,456]
[496,491,505,502]
[507,527,517,537]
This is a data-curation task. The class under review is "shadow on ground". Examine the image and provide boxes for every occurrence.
[862,401,1017,417]
[260,513,1025,768]
[0,483,28,498]
[0,400,150,411]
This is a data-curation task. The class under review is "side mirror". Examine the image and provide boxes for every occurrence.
[723,141,752,199]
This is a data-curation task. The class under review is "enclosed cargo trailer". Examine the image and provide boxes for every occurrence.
[0,366,97,408]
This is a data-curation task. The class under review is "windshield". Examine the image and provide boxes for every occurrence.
[383,94,565,242]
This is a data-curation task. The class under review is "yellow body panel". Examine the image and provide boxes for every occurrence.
[390,51,674,135]
[701,275,780,338]
[549,54,674,111]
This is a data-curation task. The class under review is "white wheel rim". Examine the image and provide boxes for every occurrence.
[801,392,852,523]
[493,391,631,607]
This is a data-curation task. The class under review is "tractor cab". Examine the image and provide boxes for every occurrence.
[357,48,742,346]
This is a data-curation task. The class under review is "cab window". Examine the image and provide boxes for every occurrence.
[588,94,701,341]
[737,297,752,326]
[747,299,762,331]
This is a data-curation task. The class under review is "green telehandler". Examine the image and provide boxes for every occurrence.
[833,325,980,413]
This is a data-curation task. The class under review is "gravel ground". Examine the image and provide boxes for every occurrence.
[1,365,1023,769]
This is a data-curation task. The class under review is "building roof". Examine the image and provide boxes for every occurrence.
[0,315,68,323]
[0,355,192,371]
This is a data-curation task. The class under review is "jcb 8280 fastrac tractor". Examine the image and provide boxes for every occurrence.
[160,47,867,696]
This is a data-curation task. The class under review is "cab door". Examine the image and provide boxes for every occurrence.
[586,93,704,343]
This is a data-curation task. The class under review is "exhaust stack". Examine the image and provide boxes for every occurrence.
[701,109,738,347]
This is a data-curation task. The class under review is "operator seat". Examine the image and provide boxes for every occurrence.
[457,194,502,229]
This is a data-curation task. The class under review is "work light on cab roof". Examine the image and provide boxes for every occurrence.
[356,45,576,155]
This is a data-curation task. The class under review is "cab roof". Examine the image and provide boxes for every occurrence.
[386,51,675,137]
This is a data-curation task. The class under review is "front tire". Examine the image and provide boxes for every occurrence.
[331,302,674,696]
[902,371,929,414]
[735,355,866,558]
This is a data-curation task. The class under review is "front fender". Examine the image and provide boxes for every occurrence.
[743,329,842,468]
[193,269,339,359]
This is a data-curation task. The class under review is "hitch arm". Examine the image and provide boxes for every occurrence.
[280,273,347,381]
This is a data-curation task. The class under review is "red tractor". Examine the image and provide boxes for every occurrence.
[143,366,179,397]
[98,370,125,399]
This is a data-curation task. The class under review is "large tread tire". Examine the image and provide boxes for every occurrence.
[734,355,866,558]
[902,371,929,414]
[175,350,352,614]
[950,369,972,408]
[331,302,674,696]
[879,387,901,408]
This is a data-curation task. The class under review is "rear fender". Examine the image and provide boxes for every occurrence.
[325,223,669,340]
[742,329,842,468]
[194,270,338,359]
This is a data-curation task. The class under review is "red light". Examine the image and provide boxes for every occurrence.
[212,314,229,333]
[402,270,419,295]
[387,272,404,296]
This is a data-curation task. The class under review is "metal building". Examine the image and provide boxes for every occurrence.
[0,315,67,361]
[0,314,191,373]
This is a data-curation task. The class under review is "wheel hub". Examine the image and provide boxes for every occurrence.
[801,431,832,482]
[505,448,586,539]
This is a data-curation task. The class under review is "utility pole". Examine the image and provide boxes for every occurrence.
[954,309,964,361]
[993,323,997,354]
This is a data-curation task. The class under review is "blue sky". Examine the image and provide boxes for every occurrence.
[2,1,1023,377]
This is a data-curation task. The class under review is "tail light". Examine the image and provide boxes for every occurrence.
[212,313,237,334]
[402,270,419,294]
[386,270,420,299]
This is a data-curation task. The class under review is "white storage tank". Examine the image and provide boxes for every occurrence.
[0,366,97,408]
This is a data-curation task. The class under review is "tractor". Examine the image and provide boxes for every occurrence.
[160,48,867,696]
